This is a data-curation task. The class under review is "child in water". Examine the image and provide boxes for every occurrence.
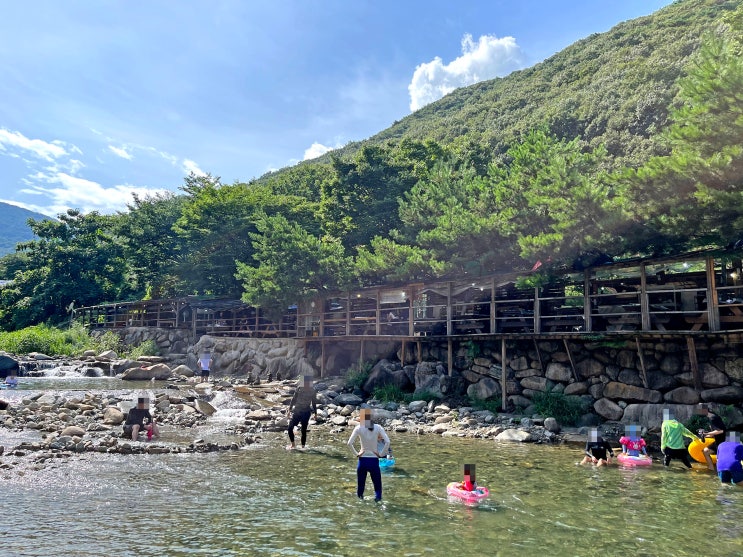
[619,424,648,457]
[458,463,477,491]
[580,428,614,466]
[4,370,18,389]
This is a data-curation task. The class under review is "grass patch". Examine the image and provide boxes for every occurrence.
[345,361,373,390]
[0,324,92,356]
[469,396,502,414]
[372,384,408,402]
[530,389,585,426]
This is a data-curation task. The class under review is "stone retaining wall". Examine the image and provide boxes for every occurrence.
[115,328,743,427]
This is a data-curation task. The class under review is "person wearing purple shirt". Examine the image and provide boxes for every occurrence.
[716,432,743,485]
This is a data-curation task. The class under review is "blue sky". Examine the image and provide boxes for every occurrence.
[0,0,673,218]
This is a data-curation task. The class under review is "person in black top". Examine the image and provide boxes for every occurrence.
[124,397,159,441]
[286,375,317,450]
[697,403,726,471]
[579,428,614,467]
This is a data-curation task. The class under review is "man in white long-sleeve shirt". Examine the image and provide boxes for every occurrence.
[347,408,390,501]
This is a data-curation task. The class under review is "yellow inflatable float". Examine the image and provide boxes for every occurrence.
[688,438,717,464]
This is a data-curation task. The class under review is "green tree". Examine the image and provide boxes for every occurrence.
[622,7,743,252]
[116,192,187,299]
[235,213,352,318]
[0,209,130,330]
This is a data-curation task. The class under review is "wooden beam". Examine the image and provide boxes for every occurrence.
[635,337,649,388]
[533,338,544,372]
[563,339,579,382]
[447,338,453,376]
[501,337,507,412]
[321,339,326,378]
[687,336,702,391]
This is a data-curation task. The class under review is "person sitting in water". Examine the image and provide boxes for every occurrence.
[4,370,18,389]
[580,428,614,466]
[458,463,477,491]
[716,432,743,486]
[619,424,648,457]
[123,397,159,441]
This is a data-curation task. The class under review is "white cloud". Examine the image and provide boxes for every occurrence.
[303,142,334,160]
[108,145,133,160]
[20,171,168,215]
[408,33,525,111]
[182,158,206,176]
[0,128,70,161]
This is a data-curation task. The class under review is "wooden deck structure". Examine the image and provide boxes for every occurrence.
[75,248,743,386]
[76,249,743,339]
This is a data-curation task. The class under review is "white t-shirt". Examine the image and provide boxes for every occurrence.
[197,355,212,371]
[347,423,390,458]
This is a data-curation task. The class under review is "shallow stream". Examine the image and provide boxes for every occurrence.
[2,379,742,557]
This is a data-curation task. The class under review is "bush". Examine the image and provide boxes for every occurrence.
[684,414,708,434]
[126,339,159,359]
[345,361,373,390]
[530,389,585,426]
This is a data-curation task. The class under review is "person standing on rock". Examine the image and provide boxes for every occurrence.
[197,352,213,383]
[286,375,317,450]
[124,397,159,441]
[660,409,698,469]
[347,408,390,502]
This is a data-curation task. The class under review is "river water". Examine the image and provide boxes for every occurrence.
[2,378,743,557]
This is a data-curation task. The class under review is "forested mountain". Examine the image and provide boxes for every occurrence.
[0,202,52,256]
[2,0,742,331]
[264,0,735,177]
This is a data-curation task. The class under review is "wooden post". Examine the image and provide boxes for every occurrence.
[687,337,702,391]
[401,339,406,366]
[359,339,365,368]
[416,340,422,363]
[533,338,544,372]
[447,338,453,376]
[501,337,507,412]
[640,263,650,331]
[321,339,326,378]
[635,337,649,388]
[563,339,579,381]
[707,256,720,331]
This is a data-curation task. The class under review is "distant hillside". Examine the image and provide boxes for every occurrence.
[259,0,737,181]
[0,202,52,256]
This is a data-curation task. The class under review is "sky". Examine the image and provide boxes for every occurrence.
[0,0,674,218]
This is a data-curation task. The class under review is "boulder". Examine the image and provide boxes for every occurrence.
[171,364,195,378]
[194,399,217,416]
[98,350,118,360]
[0,355,19,378]
[594,398,623,421]
[701,386,743,404]
[60,426,86,437]
[620,404,695,429]
[520,376,553,392]
[602,382,662,403]
[563,381,588,395]
[545,362,572,383]
[543,417,560,433]
[120,363,172,381]
[663,387,700,405]
[334,393,363,406]
[103,407,125,425]
[495,429,532,442]
[466,377,501,400]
